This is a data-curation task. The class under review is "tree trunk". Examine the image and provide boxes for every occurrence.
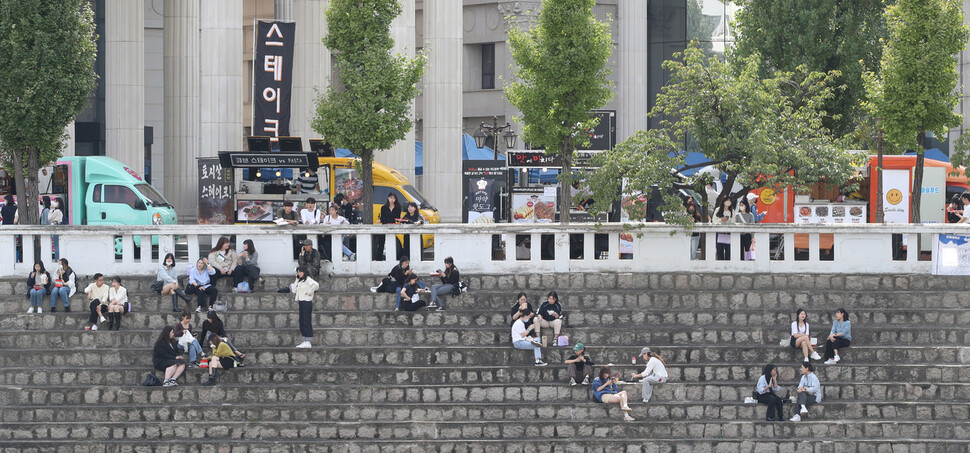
[11,149,27,222]
[910,132,926,224]
[360,150,375,225]
[876,127,884,223]
[25,147,41,226]
[559,142,573,225]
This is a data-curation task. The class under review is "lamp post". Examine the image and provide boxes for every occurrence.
[473,116,518,161]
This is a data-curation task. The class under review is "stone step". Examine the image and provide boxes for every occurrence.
[3,401,968,424]
[2,382,966,406]
[1,439,969,453]
[3,362,967,386]
[0,345,961,369]
[0,326,963,349]
[1,419,967,442]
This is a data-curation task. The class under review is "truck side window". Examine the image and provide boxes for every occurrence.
[104,185,143,210]
[93,184,102,202]
[372,186,406,205]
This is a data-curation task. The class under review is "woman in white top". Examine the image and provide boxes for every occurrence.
[321,204,355,260]
[293,266,320,349]
[791,308,822,362]
[631,347,668,403]
[106,277,128,331]
[712,198,735,260]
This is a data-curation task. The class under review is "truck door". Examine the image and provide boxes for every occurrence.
[89,184,147,225]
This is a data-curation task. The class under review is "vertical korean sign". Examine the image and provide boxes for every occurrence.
[198,158,234,225]
[253,20,296,143]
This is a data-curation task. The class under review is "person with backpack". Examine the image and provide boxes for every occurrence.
[591,366,634,421]
[152,325,186,387]
[202,335,242,386]
[294,266,319,349]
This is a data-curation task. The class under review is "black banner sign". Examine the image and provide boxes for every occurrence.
[198,158,234,225]
[578,110,616,151]
[222,152,310,168]
[253,20,296,143]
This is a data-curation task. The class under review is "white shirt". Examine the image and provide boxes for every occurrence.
[642,356,668,379]
[108,286,128,304]
[300,208,320,225]
[511,319,529,343]
[321,214,349,225]
[791,321,809,337]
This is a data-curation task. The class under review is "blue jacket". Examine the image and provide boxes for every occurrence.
[591,377,617,402]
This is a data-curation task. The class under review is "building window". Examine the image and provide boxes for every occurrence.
[481,43,495,90]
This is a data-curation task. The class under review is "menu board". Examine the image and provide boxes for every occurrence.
[198,158,234,225]
[236,200,283,223]
[794,203,866,224]
[512,192,556,223]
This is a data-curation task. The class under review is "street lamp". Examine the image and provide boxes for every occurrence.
[474,116,517,161]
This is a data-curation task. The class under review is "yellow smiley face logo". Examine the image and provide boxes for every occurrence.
[886,189,903,205]
[759,189,777,205]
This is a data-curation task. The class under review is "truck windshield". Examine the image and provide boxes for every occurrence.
[135,184,170,207]
[403,185,435,210]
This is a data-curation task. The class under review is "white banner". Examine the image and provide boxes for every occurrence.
[933,234,970,275]
[882,169,910,224]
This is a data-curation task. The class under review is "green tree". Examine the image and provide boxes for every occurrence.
[312,0,426,224]
[506,0,613,224]
[586,44,858,227]
[734,0,888,138]
[0,0,98,225]
[864,0,968,223]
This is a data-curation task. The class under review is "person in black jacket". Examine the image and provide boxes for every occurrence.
[152,325,186,387]
[374,192,403,260]
[198,310,245,359]
[428,257,459,311]
[400,201,423,258]
[535,290,563,344]
[26,261,53,314]
[389,255,427,310]
[398,274,428,311]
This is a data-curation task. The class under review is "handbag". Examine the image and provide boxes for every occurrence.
[376,276,397,294]
[150,280,163,294]
[177,331,195,349]
[123,302,132,314]
[716,233,731,244]
[236,281,250,293]
[212,300,229,313]
[556,335,569,347]
[142,373,162,386]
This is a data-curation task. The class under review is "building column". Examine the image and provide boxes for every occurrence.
[423,0,463,222]
[291,0,330,142]
[104,1,145,172]
[275,0,294,21]
[617,0,648,143]
[200,1,244,160]
[62,122,76,157]
[164,0,200,219]
[380,0,416,182]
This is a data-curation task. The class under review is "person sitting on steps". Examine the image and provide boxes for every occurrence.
[592,366,635,422]
[50,258,75,312]
[791,308,822,363]
[105,277,128,331]
[823,308,851,365]
[511,309,546,366]
[198,310,245,360]
[389,256,426,311]
[398,274,429,312]
[428,256,460,311]
[534,291,563,345]
[152,325,186,387]
[509,293,535,343]
[790,362,822,422]
[565,343,594,386]
[174,312,205,367]
[186,258,218,312]
[632,347,668,404]
[26,261,52,314]
[756,363,784,421]
[84,273,110,331]
[158,253,191,312]
[207,236,237,288]
[233,239,263,290]
[202,335,242,386]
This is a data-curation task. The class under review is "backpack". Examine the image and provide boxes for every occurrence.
[236,281,250,293]
[212,300,229,313]
[376,276,397,294]
[142,373,162,386]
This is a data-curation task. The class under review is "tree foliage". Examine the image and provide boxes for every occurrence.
[864,0,968,222]
[312,0,426,224]
[0,0,98,225]
[585,44,858,227]
[734,0,888,138]
[506,0,613,224]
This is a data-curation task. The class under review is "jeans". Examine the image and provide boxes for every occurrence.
[298,300,313,341]
[50,286,71,308]
[757,391,784,420]
[690,234,700,260]
[28,289,46,307]
[824,337,851,360]
[322,234,354,260]
[395,281,428,310]
[430,283,453,306]
[179,339,203,362]
[513,339,542,360]
[641,375,666,402]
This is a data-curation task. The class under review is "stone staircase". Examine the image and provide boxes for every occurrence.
[0,273,969,452]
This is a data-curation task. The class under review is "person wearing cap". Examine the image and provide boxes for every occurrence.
[511,309,546,366]
[565,343,595,386]
[297,239,322,278]
[746,193,766,223]
[631,347,668,403]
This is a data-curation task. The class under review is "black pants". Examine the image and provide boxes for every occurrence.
[796,392,817,409]
[741,233,752,254]
[298,300,313,339]
[187,284,218,309]
[88,300,105,324]
[399,298,426,312]
[756,392,784,420]
[824,337,851,360]
[716,243,730,260]
[232,264,260,286]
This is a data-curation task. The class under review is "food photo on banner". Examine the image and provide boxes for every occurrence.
[198,158,234,225]
[253,20,295,142]
[468,179,496,224]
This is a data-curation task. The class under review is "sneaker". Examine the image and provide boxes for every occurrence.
[188,362,199,368]
[642,399,650,403]
[824,359,837,365]
[195,307,201,312]
[623,414,636,422]
[50,307,56,313]
[810,352,822,360]
[530,337,542,345]
[435,306,445,312]
[27,307,35,314]
[370,286,379,293]
[296,341,311,348]
[582,377,590,385]
[569,378,577,386]
[202,379,217,386]
[790,414,801,422]
[621,405,632,412]
[534,360,547,367]
[800,405,808,414]
[37,307,43,314]
[168,379,179,387]
[350,253,356,261]
[91,325,98,331]
[427,302,438,309]
[833,355,840,363]
[162,379,175,387]
[99,316,106,323]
